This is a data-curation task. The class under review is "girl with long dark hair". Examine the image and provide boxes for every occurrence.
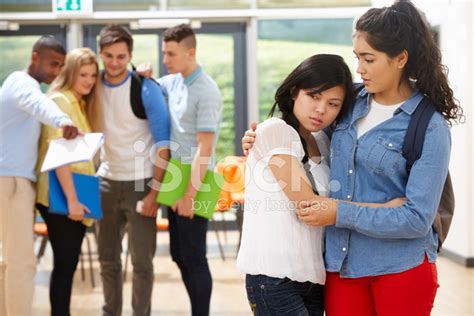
[237,54,404,315]
[321,3,462,315]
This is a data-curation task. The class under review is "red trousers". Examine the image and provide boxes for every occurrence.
[325,257,439,316]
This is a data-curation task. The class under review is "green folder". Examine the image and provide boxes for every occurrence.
[156,158,224,219]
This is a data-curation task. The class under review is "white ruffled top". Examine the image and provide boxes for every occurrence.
[237,117,330,284]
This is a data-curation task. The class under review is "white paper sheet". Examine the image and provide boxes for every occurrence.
[40,133,104,172]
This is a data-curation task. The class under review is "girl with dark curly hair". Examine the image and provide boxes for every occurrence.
[314,2,462,315]
[242,2,463,315]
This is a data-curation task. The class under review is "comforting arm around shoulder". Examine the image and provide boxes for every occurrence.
[336,117,451,239]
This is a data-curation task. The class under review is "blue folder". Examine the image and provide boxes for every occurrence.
[48,171,103,220]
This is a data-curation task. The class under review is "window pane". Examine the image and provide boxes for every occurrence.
[0,0,369,12]
[94,0,252,11]
[257,19,356,120]
[131,34,160,75]
[95,34,160,76]
[168,0,250,10]
[257,0,370,9]
[196,34,235,161]
[94,33,235,160]
[0,36,37,85]
[94,0,160,11]
[0,0,51,12]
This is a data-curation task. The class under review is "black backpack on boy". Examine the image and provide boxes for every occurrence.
[129,64,163,120]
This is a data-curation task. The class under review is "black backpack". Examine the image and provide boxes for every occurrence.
[401,96,455,251]
[129,65,163,120]
[354,84,455,250]
[130,70,147,119]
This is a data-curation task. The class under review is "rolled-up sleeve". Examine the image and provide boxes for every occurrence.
[336,116,451,239]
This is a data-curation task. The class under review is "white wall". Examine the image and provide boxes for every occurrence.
[414,0,474,261]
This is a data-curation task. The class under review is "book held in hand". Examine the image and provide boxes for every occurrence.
[156,158,224,220]
[48,171,103,220]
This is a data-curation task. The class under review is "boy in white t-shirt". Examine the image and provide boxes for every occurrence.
[96,25,170,316]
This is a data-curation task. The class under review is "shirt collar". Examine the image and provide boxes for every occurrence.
[63,90,85,108]
[102,70,131,87]
[397,90,424,115]
[183,66,203,86]
[356,86,424,116]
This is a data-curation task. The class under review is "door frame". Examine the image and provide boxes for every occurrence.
[0,24,67,46]
[83,22,248,155]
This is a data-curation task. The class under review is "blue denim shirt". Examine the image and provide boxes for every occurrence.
[325,88,451,278]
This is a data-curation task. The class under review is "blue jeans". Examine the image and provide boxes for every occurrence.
[245,274,324,316]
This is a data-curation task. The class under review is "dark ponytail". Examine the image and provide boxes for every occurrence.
[355,2,463,125]
[268,54,354,163]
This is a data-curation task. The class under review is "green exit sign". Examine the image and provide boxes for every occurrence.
[56,0,81,11]
[53,0,93,15]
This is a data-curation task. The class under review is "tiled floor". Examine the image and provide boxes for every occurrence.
[32,229,474,316]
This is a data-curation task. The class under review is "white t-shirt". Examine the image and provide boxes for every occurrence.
[236,118,329,284]
[357,96,404,138]
[97,74,154,181]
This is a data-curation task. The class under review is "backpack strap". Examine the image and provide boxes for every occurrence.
[303,163,319,195]
[130,68,147,120]
[101,67,148,120]
[402,97,437,172]
[402,96,455,251]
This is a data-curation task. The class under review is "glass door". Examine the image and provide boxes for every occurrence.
[83,22,247,160]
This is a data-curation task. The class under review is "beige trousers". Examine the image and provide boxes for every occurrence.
[0,177,36,316]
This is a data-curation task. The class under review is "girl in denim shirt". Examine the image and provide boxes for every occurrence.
[322,3,462,315]
[243,2,463,315]
[238,54,406,315]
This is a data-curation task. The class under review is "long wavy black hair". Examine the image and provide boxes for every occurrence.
[355,1,464,125]
[268,54,354,163]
